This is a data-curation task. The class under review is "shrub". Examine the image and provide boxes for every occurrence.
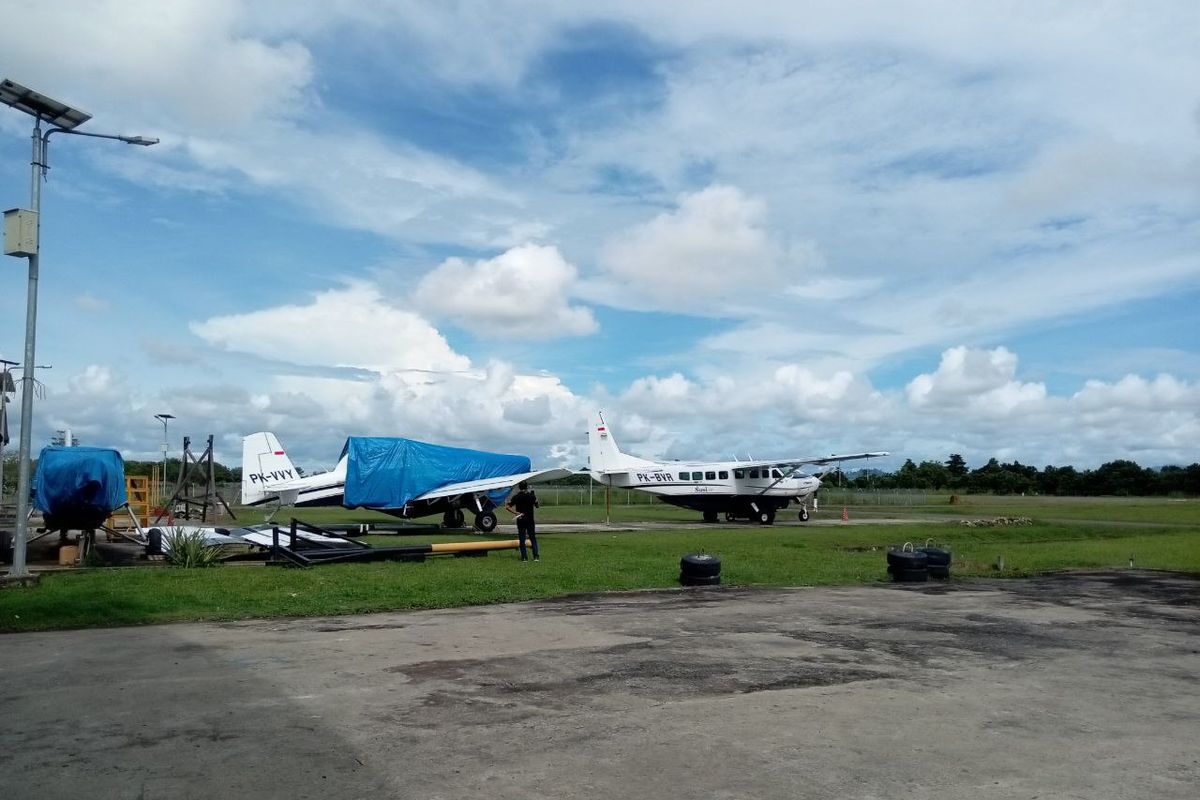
[163,528,224,568]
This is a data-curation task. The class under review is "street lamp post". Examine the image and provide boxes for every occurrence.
[155,413,175,499]
[2,79,158,578]
[0,359,15,514]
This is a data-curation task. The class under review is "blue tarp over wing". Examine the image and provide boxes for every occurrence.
[33,446,127,528]
[341,437,531,509]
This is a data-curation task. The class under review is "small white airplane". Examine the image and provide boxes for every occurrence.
[241,432,571,532]
[587,412,888,524]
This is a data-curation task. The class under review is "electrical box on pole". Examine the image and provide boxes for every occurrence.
[3,208,37,257]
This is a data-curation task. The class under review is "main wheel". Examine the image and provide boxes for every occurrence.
[724,511,736,523]
[799,506,810,522]
[474,511,498,533]
[703,510,718,523]
[442,509,465,528]
[757,509,775,525]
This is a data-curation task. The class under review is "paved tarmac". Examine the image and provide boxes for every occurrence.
[2,570,1197,799]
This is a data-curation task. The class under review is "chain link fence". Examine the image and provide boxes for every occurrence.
[818,488,931,506]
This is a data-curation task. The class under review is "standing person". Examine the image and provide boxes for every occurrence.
[505,481,540,561]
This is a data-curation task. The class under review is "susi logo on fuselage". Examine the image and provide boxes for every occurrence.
[248,469,295,485]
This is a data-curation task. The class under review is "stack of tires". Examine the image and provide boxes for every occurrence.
[680,552,721,586]
[886,542,952,582]
[920,545,951,579]
[887,546,928,582]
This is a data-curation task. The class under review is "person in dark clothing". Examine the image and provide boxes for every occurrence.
[505,481,540,561]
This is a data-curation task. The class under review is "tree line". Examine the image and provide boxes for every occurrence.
[4,453,1197,498]
[0,456,243,495]
[844,456,1200,496]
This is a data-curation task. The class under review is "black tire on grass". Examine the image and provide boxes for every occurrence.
[474,512,498,533]
[680,573,721,587]
[919,547,951,567]
[886,549,928,569]
[893,567,929,583]
[680,552,721,578]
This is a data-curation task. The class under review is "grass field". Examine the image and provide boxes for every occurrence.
[1,496,1196,632]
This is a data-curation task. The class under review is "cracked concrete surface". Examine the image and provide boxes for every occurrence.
[1,570,1197,799]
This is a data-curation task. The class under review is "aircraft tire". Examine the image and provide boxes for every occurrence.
[474,511,498,533]
[703,510,718,523]
[799,506,810,522]
[757,509,775,525]
[724,512,736,523]
[680,552,721,578]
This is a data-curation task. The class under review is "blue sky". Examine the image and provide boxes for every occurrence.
[1,1,1197,473]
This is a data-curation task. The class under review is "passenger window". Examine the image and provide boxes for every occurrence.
[705,471,716,480]
[772,469,783,479]
[679,472,689,481]
[719,471,728,480]
[749,469,759,479]
[733,469,744,479]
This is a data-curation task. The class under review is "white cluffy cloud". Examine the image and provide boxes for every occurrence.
[594,186,810,313]
[189,282,469,373]
[414,244,597,338]
[24,343,1200,472]
[906,346,1047,415]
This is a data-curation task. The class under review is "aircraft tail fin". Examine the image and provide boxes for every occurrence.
[241,432,300,505]
[588,412,653,477]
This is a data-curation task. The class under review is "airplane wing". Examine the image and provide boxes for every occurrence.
[412,468,575,502]
[737,451,889,470]
[751,452,889,494]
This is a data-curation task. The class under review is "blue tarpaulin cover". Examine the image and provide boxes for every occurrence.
[341,437,530,509]
[33,446,127,526]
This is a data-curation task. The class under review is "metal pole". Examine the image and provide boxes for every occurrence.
[161,418,169,496]
[8,117,44,577]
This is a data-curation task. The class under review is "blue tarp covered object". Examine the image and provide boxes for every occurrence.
[341,437,530,509]
[33,446,127,528]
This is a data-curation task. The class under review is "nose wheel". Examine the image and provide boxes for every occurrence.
[799,506,810,522]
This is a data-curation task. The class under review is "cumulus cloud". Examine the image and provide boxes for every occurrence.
[0,0,314,134]
[593,186,807,313]
[906,346,1046,415]
[413,244,597,338]
[189,282,470,373]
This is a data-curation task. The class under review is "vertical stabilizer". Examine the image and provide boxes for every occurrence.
[588,412,653,478]
[241,432,300,505]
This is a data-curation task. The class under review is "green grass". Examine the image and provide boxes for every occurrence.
[2,511,1197,632]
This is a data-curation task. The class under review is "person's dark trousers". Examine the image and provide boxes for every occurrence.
[517,517,539,560]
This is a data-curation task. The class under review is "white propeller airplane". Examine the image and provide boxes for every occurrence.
[587,412,888,524]
[241,432,571,532]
